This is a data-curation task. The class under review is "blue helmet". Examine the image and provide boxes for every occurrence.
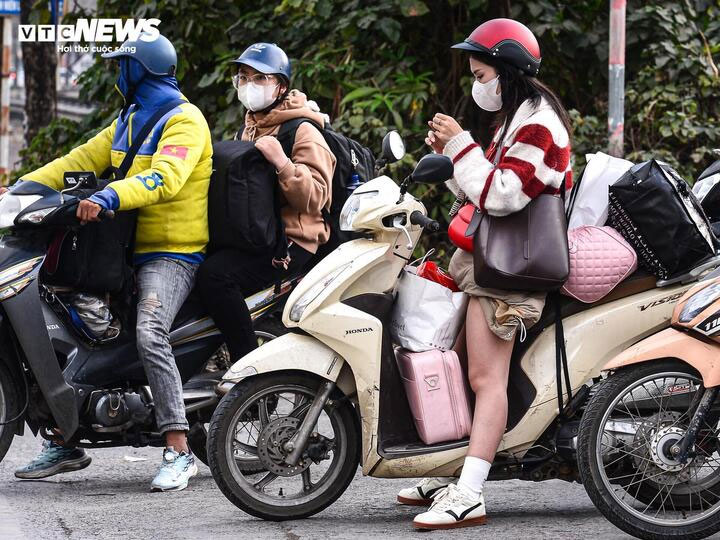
[102,33,177,76]
[232,43,291,83]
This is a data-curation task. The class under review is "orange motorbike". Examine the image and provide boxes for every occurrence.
[578,271,720,539]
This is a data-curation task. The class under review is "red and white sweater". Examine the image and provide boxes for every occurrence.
[444,97,573,217]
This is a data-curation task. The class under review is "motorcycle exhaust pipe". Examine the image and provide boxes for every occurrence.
[185,397,217,414]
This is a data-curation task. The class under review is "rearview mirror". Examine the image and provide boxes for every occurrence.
[381,131,405,163]
[411,154,454,184]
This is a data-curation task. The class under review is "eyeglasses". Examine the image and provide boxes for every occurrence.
[232,73,278,88]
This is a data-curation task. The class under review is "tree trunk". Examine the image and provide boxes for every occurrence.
[20,0,56,146]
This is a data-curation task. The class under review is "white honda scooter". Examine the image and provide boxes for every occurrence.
[206,133,720,525]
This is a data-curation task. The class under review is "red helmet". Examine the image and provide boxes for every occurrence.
[452,18,541,77]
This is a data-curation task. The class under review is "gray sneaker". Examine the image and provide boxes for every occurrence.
[15,441,92,479]
[150,447,198,492]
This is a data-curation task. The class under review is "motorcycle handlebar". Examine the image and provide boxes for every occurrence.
[98,208,115,220]
[410,210,440,232]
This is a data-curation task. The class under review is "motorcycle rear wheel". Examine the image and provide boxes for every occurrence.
[207,372,360,521]
[578,360,720,540]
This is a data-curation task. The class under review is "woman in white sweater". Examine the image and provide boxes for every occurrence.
[398,19,573,530]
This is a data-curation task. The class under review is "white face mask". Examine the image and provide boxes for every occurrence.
[237,82,279,112]
[472,76,502,112]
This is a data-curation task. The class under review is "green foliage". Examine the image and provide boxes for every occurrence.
[622,1,720,174]
[14,0,720,259]
[15,118,98,180]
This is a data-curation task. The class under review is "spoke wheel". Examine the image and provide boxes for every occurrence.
[207,372,359,521]
[578,360,720,540]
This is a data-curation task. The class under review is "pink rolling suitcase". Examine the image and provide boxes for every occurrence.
[395,348,473,444]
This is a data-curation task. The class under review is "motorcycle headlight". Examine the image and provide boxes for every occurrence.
[0,193,43,228]
[289,263,352,322]
[679,283,720,323]
[16,207,55,225]
[339,191,378,232]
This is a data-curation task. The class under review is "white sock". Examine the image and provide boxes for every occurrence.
[457,456,491,496]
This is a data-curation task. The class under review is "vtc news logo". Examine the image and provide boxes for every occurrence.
[18,18,161,43]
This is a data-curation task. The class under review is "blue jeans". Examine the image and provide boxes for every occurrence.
[136,257,198,434]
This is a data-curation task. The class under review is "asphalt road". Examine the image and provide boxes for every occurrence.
[0,431,646,540]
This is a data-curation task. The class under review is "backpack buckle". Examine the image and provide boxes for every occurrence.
[350,149,359,168]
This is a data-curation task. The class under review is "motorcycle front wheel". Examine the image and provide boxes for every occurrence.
[578,360,720,540]
[207,372,360,521]
[0,361,20,464]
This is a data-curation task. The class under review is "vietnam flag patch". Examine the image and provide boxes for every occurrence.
[160,145,188,159]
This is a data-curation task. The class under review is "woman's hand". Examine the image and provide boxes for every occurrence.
[427,113,464,149]
[425,130,445,154]
[255,136,290,170]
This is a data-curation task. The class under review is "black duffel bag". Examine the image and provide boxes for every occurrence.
[608,159,717,279]
[208,140,287,259]
[42,198,136,294]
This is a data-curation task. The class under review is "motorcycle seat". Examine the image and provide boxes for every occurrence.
[592,270,657,306]
[531,269,657,336]
[169,269,309,332]
[170,289,205,331]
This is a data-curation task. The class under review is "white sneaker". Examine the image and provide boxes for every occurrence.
[413,483,487,530]
[150,447,198,492]
[397,477,455,506]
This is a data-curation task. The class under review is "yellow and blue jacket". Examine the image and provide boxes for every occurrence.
[23,78,212,263]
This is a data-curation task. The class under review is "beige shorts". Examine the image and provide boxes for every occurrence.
[448,249,546,341]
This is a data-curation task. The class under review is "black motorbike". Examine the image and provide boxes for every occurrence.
[0,179,304,465]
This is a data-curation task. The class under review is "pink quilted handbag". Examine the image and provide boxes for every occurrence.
[561,226,638,303]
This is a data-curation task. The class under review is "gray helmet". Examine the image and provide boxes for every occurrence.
[102,33,177,76]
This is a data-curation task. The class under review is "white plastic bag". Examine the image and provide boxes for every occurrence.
[567,151,634,229]
[390,266,468,352]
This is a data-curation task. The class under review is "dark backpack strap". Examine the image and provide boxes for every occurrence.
[565,163,586,221]
[272,117,330,259]
[276,117,323,157]
[104,98,186,181]
[271,118,327,261]
[554,294,573,418]
[277,118,333,224]
[271,180,290,264]
[234,123,245,141]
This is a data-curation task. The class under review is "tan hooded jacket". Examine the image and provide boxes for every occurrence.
[241,89,336,254]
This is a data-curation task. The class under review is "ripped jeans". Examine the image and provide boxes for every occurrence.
[136,257,198,434]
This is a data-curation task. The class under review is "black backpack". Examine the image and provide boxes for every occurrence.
[207,140,287,259]
[277,118,376,252]
[42,99,186,294]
